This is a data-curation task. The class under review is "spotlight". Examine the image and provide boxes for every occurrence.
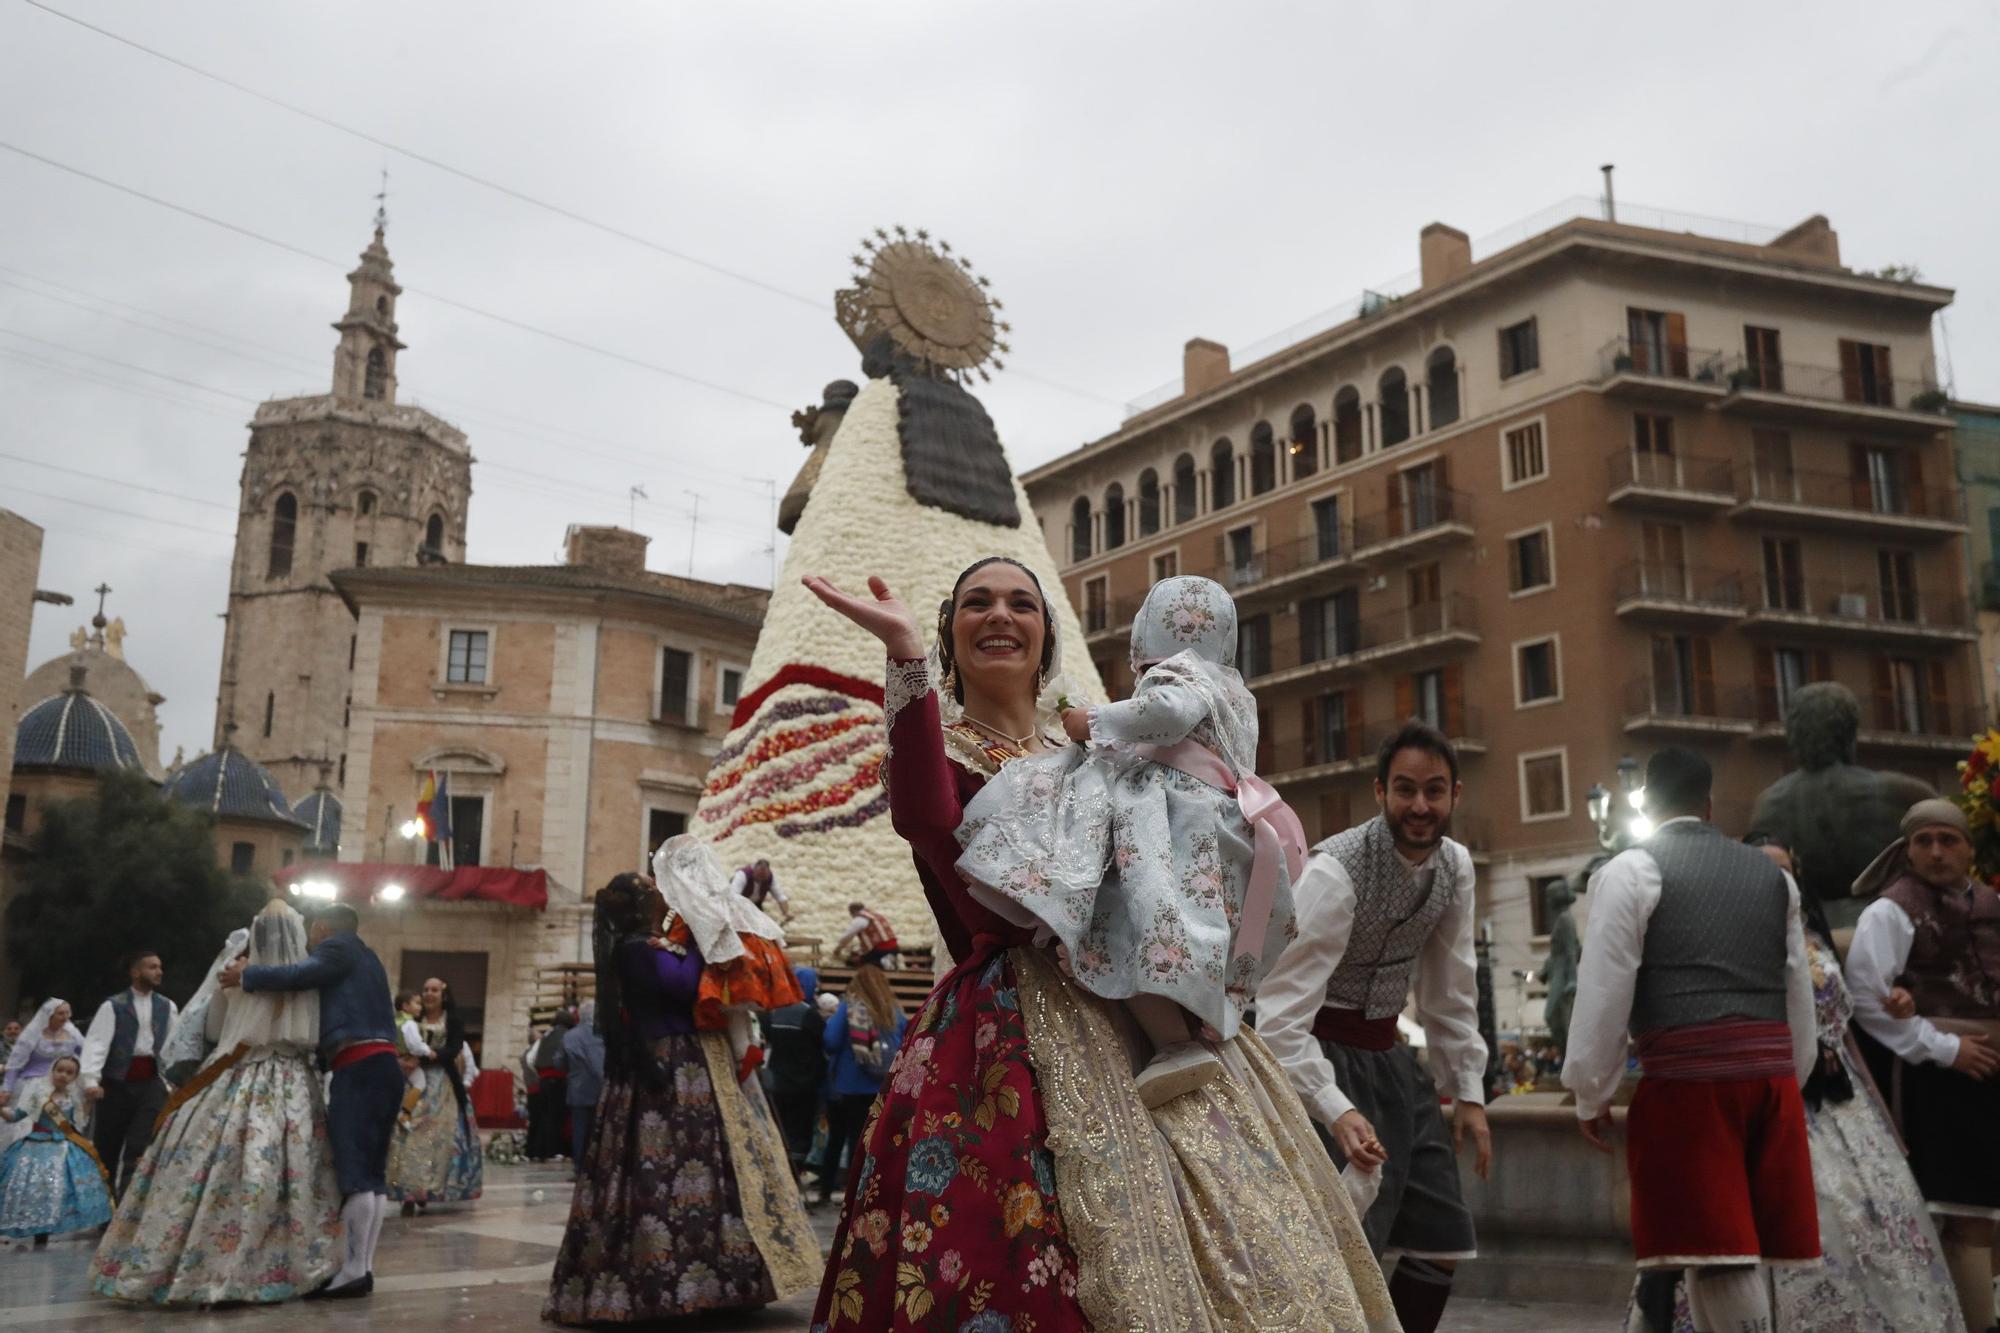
[378,883,407,903]
[297,878,338,901]
[1629,814,1655,841]
[1627,787,1646,811]
[399,820,424,840]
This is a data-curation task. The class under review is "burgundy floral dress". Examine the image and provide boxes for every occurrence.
[811,661,1087,1332]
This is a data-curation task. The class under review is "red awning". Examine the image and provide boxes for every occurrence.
[284,862,549,911]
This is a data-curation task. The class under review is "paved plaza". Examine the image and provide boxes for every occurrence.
[0,1161,1625,1330]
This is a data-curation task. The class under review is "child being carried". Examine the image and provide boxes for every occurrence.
[956,575,1305,1108]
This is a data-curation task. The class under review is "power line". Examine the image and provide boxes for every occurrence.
[0,325,254,400]
[16,0,1128,410]
[7,483,236,537]
[0,450,238,511]
[0,345,249,419]
[0,139,796,411]
[0,272,324,379]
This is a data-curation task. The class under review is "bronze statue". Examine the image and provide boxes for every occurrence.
[1747,682,1934,929]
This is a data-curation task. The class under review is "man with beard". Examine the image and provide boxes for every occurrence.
[1259,720,1492,1333]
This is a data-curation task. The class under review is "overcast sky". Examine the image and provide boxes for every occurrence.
[6,0,1998,765]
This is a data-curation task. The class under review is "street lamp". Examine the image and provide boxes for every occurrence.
[1586,783,1611,827]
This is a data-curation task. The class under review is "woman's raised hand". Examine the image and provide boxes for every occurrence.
[801,574,925,659]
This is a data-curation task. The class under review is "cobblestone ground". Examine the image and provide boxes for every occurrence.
[3,1161,1624,1329]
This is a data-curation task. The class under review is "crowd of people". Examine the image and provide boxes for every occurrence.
[6,556,2000,1333]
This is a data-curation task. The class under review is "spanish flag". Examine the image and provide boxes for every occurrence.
[416,770,452,844]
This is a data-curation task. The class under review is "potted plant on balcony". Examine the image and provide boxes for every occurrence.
[1728,366,1761,391]
[1612,351,1633,373]
[1910,388,1950,414]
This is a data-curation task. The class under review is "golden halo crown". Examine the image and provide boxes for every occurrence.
[836,226,1012,384]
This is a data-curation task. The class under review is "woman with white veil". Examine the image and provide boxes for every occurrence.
[0,999,84,1153]
[93,900,342,1305]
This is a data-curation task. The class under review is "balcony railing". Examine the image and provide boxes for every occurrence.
[1719,354,1946,415]
[1215,526,1355,593]
[1352,485,1475,554]
[1605,447,1735,502]
[1598,336,1731,386]
[1747,576,1973,635]
[1250,593,1479,682]
[1612,562,1748,614]
[1857,702,1987,751]
[1737,465,1964,524]
[1264,708,1487,777]
[1622,676,1759,729]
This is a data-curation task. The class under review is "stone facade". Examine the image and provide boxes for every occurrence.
[332,532,765,1067]
[215,225,472,804]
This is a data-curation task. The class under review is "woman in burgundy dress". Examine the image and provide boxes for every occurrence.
[803,559,1397,1333]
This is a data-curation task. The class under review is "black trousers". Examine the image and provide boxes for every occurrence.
[773,1088,821,1169]
[93,1075,166,1198]
[817,1093,874,1200]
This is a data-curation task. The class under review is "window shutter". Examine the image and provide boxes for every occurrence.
[1849,443,1873,510]
[1839,340,1863,402]
[1754,650,1778,722]
[1810,649,1833,682]
[1436,456,1454,518]
[1346,689,1364,751]
[1524,319,1539,372]
[1300,698,1319,766]
[1395,674,1415,722]
[1300,598,1324,665]
[1873,345,1895,405]
[1508,538,1524,593]
[1870,658,1896,730]
[1386,470,1405,538]
[1444,663,1466,734]
[1905,450,1927,516]
[1664,312,1689,376]
[1925,660,1950,733]
[1692,638,1717,715]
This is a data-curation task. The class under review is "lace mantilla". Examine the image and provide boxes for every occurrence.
[696,1031,823,1297]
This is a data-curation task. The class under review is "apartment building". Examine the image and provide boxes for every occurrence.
[1021,209,1973,993]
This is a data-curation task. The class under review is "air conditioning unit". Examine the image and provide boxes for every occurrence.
[1833,594,1868,618]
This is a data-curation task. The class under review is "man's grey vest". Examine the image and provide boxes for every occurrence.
[1629,820,1790,1035]
[1320,816,1462,1019]
[105,990,171,1080]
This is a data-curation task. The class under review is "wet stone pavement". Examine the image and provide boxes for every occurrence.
[1,1161,1621,1330]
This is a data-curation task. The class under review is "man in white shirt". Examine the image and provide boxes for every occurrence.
[731,859,792,925]
[1259,721,1490,1333]
[833,901,899,968]
[1847,798,2000,1333]
[1563,747,1818,1333]
[80,947,178,1197]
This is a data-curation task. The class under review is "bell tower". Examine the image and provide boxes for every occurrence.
[214,208,473,803]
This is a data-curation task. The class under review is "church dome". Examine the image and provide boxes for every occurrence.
[163,747,307,828]
[25,642,165,777]
[293,787,342,855]
[13,671,144,773]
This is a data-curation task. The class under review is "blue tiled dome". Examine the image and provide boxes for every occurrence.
[163,747,307,828]
[293,787,342,855]
[13,682,143,773]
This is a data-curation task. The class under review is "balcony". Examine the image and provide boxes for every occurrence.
[1622,677,1758,738]
[1716,356,1951,434]
[1612,562,1748,627]
[1082,590,1149,644]
[1248,593,1480,689]
[1605,447,1736,515]
[1741,577,1976,645]
[1730,465,1966,540]
[1216,526,1359,602]
[1857,704,1986,756]
[1263,709,1488,785]
[1349,486,1477,562]
[1596,336,1732,405]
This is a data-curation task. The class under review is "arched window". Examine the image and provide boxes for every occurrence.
[1172,453,1198,524]
[1426,347,1460,429]
[1137,468,1161,536]
[363,346,387,400]
[1289,404,1319,479]
[268,492,296,577]
[1249,422,1277,495]
[1333,387,1363,464]
[1070,496,1092,562]
[375,295,388,317]
[1103,483,1126,550]
[356,489,377,516]
[425,512,445,556]
[1210,438,1236,511]
[1378,368,1410,448]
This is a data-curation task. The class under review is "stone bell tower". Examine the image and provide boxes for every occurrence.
[214,210,474,802]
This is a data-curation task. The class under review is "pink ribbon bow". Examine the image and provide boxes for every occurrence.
[1136,738,1307,963]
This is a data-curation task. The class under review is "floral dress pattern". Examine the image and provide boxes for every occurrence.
[0,1095,111,1238]
[1625,934,1965,1333]
[387,1018,484,1205]
[92,1046,341,1304]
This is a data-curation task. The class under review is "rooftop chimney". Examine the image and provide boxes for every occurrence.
[1767,215,1842,268]
[564,524,650,575]
[1184,338,1231,396]
[1420,223,1472,290]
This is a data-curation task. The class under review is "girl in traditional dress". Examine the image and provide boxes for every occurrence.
[0,1054,110,1246]
[0,999,84,1153]
[386,977,482,1213]
[92,902,343,1304]
[1626,838,1965,1333]
[958,574,1303,1107]
[800,560,1397,1333]
[542,872,820,1325]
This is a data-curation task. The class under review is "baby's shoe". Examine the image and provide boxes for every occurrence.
[1134,1041,1222,1109]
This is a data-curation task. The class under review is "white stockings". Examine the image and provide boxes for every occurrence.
[1685,1266,1771,1333]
